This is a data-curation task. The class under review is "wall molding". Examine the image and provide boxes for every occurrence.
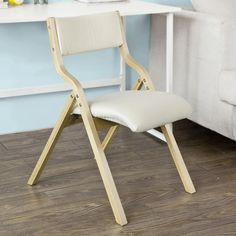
[0,78,122,99]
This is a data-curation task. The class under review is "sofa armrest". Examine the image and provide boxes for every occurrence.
[219,70,236,106]
[176,10,236,70]
[176,10,236,25]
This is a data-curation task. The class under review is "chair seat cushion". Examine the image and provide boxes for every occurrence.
[73,91,192,132]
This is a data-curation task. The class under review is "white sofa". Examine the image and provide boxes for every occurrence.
[149,5,236,141]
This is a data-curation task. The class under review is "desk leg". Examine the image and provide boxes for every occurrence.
[120,16,126,91]
[166,13,174,94]
[166,13,174,131]
[147,13,174,141]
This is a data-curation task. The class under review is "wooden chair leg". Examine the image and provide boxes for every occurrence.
[93,125,118,159]
[27,94,76,186]
[80,105,127,225]
[102,125,119,151]
[161,125,196,194]
[94,146,127,226]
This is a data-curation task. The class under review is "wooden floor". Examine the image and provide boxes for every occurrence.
[0,120,236,235]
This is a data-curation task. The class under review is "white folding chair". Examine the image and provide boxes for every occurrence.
[27,11,196,226]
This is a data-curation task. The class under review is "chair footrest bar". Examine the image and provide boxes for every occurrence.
[147,129,166,142]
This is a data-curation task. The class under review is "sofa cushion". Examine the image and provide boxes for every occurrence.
[219,70,236,106]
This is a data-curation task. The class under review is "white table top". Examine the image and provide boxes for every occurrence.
[0,0,181,24]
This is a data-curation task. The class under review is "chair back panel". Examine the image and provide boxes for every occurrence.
[55,11,123,56]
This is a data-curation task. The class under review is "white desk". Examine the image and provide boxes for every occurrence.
[0,1,180,23]
[0,0,181,141]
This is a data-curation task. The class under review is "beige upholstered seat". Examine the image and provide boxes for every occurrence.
[28,12,196,227]
[73,91,192,132]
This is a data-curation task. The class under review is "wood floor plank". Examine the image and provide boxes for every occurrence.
[0,120,236,235]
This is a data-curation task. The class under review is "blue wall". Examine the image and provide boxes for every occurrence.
[0,0,191,134]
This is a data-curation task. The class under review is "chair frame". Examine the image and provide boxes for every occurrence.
[27,14,196,226]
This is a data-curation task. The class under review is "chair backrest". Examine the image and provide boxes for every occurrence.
[55,11,124,56]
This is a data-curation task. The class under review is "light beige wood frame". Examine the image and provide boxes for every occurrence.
[27,13,196,226]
